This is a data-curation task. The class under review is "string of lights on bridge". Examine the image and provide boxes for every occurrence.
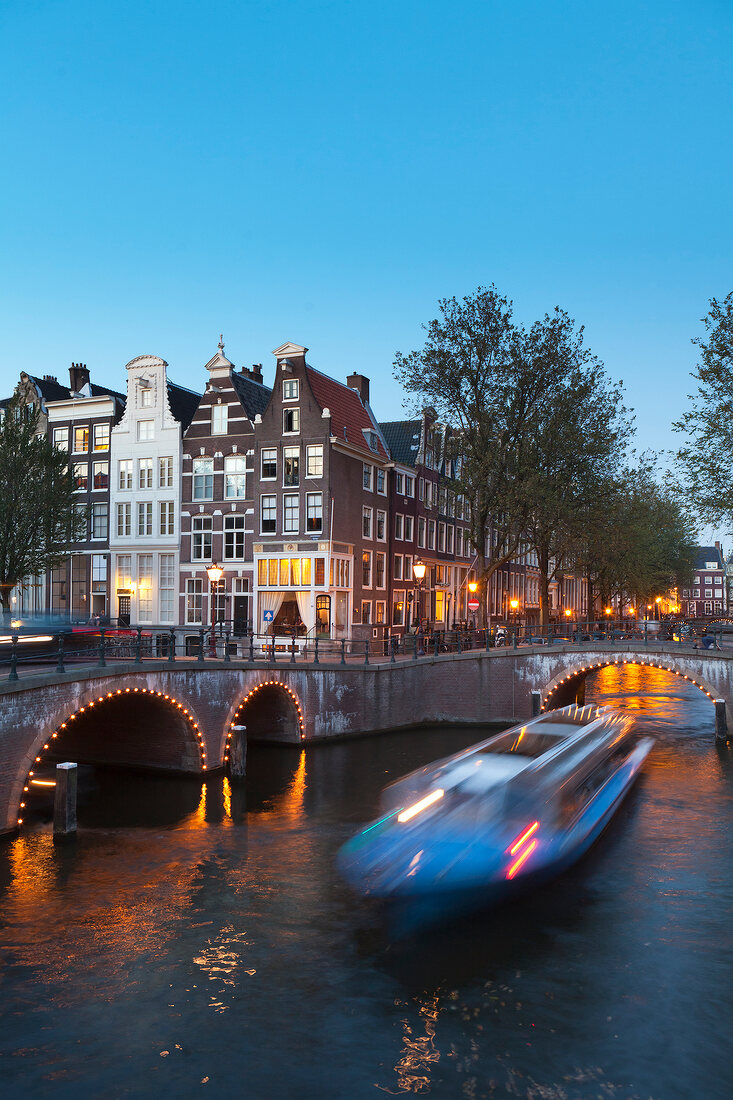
[226,681,305,766]
[541,658,715,711]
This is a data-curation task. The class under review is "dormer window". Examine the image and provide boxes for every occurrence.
[283,379,299,401]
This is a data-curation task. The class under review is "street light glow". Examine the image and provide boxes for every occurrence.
[412,559,426,581]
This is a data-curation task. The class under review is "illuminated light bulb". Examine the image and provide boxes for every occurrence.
[23,786,28,792]
[17,819,23,825]
[44,744,49,750]
[20,802,25,808]
[29,771,34,776]
[35,757,41,763]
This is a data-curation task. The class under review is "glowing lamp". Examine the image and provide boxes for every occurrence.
[412,559,426,582]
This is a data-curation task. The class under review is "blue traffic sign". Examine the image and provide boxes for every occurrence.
[263,610,275,623]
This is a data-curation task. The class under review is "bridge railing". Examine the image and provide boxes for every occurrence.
[1,619,726,682]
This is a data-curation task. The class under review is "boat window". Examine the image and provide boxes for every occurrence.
[478,730,564,758]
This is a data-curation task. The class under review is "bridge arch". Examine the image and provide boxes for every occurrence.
[16,686,206,830]
[541,657,719,712]
[226,680,304,766]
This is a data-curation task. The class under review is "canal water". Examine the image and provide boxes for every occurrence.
[1,666,732,1099]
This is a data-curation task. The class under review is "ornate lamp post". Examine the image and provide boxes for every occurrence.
[468,579,478,631]
[206,562,223,658]
[412,559,426,627]
[564,607,573,633]
[510,597,519,635]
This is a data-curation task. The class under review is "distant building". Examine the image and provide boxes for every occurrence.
[680,543,727,618]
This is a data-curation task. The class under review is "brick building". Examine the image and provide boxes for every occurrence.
[680,543,727,618]
[179,340,271,643]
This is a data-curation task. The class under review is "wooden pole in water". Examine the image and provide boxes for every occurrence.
[530,690,542,717]
[53,762,77,837]
[714,699,728,742]
[229,725,247,777]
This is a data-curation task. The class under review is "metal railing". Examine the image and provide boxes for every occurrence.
[1,619,726,683]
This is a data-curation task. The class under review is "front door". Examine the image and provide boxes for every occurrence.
[118,595,130,627]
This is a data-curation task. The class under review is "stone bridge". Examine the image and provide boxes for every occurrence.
[1,644,731,835]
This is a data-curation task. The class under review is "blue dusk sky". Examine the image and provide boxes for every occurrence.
[1,0,732,532]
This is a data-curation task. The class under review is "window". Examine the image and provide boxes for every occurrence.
[116,502,131,537]
[72,462,88,491]
[283,379,299,400]
[375,601,386,624]
[283,407,300,433]
[159,456,173,488]
[428,520,436,550]
[137,420,154,442]
[211,404,228,434]
[405,475,414,497]
[395,514,404,540]
[159,554,175,622]
[363,463,373,490]
[404,554,413,579]
[139,385,153,408]
[693,588,700,598]
[93,424,110,451]
[137,501,153,536]
[418,478,425,502]
[159,500,175,535]
[139,458,153,489]
[376,510,386,540]
[186,579,203,624]
[284,446,300,486]
[418,517,426,548]
[118,460,132,490]
[91,503,108,539]
[705,588,712,598]
[438,522,445,552]
[447,526,454,553]
[361,600,372,624]
[435,590,446,622]
[404,515,414,542]
[394,554,403,580]
[92,461,108,489]
[307,492,323,533]
[392,592,405,625]
[224,515,245,560]
[362,506,372,538]
[225,455,246,498]
[283,493,299,533]
[261,495,276,533]
[395,472,404,495]
[73,426,89,452]
[116,555,132,589]
[456,528,463,556]
[367,431,379,453]
[193,457,214,500]
[376,469,386,494]
[362,550,372,587]
[315,557,326,586]
[306,445,323,477]
[137,554,153,621]
[261,448,277,479]
[192,516,213,560]
[53,427,69,451]
[91,555,107,591]
[376,552,386,588]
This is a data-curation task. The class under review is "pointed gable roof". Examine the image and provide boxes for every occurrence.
[380,419,421,466]
[305,366,389,460]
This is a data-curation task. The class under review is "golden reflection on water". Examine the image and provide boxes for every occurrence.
[380,992,441,1094]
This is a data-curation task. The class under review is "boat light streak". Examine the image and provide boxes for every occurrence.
[30,779,57,788]
[508,820,539,855]
[506,839,537,879]
[397,788,444,823]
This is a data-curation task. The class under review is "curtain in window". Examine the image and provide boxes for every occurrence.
[295,590,314,632]
[260,590,285,633]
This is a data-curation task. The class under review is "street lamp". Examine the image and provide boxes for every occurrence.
[413,559,426,650]
[510,598,519,633]
[564,607,573,629]
[655,596,662,620]
[468,579,478,630]
[605,606,612,634]
[206,561,223,657]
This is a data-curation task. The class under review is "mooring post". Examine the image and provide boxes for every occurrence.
[715,699,728,742]
[168,629,176,662]
[135,627,143,664]
[290,634,297,664]
[8,633,18,682]
[314,636,320,664]
[228,725,247,777]
[249,631,255,662]
[53,762,77,838]
[531,690,542,717]
[341,638,346,665]
[56,632,66,674]
[97,628,106,668]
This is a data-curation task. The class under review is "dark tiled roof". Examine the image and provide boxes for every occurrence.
[167,382,201,430]
[694,545,724,569]
[90,382,126,402]
[231,371,272,420]
[28,375,71,402]
[380,419,421,466]
[306,366,389,459]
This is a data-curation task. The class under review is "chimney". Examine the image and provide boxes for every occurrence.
[69,363,90,392]
[249,363,263,384]
[347,373,370,404]
[43,374,58,383]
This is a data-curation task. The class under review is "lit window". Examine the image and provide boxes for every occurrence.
[362,550,372,587]
[93,424,110,451]
[73,426,89,452]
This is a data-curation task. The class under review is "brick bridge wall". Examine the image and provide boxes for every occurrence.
[0,646,728,835]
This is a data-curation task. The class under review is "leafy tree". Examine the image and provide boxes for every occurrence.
[674,292,733,527]
[512,309,632,625]
[0,395,86,622]
[394,287,568,623]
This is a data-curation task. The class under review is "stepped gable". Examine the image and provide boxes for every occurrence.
[379,419,421,466]
[305,366,389,459]
[167,382,201,431]
[231,370,272,420]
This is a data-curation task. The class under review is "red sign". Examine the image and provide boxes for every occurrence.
[468,598,480,611]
